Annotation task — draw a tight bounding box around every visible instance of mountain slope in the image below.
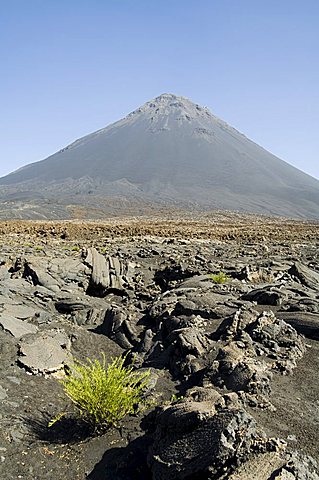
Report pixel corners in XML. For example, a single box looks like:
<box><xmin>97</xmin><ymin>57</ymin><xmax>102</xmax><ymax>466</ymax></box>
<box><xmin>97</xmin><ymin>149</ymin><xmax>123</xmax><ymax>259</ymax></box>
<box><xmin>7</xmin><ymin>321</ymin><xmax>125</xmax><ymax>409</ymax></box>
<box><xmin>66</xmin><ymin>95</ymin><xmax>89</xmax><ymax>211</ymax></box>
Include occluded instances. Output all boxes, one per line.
<box><xmin>1</xmin><ymin>93</ymin><xmax>319</xmax><ymax>219</ymax></box>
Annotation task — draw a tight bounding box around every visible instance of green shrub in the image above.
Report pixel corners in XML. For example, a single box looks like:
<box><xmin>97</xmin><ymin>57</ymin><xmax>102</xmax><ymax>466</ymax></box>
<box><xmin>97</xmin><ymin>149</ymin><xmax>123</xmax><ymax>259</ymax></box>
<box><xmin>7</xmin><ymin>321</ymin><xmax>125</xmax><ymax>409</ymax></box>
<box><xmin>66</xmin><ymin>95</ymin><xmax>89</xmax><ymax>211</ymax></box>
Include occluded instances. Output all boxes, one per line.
<box><xmin>210</xmin><ymin>271</ymin><xmax>228</xmax><ymax>284</ymax></box>
<box><xmin>52</xmin><ymin>354</ymin><xmax>150</xmax><ymax>432</ymax></box>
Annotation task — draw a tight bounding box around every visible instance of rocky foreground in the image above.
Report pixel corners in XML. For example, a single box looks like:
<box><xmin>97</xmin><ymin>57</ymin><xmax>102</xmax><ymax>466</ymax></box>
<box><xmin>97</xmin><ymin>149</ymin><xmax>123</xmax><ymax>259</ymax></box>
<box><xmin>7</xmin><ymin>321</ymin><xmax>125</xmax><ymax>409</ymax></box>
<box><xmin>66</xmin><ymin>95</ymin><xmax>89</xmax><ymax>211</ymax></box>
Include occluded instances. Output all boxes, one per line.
<box><xmin>0</xmin><ymin>215</ymin><xmax>318</xmax><ymax>479</ymax></box>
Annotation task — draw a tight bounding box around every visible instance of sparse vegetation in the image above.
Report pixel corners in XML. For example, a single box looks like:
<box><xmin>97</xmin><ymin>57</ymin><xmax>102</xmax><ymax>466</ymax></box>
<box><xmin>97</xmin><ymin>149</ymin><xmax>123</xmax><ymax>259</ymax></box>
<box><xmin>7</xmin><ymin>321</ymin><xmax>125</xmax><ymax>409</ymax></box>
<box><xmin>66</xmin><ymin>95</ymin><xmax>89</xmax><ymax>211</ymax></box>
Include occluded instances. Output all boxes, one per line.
<box><xmin>170</xmin><ymin>393</ymin><xmax>184</xmax><ymax>404</ymax></box>
<box><xmin>51</xmin><ymin>354</ymin><xmax>150</xmax><ymax>432</ymax></box>
<box><xmin>210</xmin><ymin>271</ymin><xmax>228</xmax><ymax>284</ymax></box>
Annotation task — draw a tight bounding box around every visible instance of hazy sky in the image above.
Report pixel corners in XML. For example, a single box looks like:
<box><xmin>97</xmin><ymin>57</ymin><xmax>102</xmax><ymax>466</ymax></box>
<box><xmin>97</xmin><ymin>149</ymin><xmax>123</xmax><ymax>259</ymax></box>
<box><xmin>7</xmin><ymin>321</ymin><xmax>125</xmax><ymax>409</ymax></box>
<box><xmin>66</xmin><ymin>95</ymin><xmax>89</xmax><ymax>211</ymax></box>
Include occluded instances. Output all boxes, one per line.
<box><xmin>1</xmin><ymin>0</ymin><xmax>318</xmax><ymax>179</ymax></box>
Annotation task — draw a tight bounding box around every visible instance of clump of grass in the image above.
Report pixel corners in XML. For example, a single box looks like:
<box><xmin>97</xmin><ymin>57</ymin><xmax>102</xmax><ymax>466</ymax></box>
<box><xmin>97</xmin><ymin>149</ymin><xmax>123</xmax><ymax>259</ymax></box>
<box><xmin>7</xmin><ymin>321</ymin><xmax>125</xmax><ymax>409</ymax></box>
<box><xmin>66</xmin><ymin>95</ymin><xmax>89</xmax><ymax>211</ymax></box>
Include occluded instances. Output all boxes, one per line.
<box><xmin>50</xmin><ymin>354</ymin><xmax>150</xmax><ymax>433</ymax></box>
<box><xmin>210</xmin><ymin>271</ymin><xmax>228</xmax><ymax>284</ymax></box>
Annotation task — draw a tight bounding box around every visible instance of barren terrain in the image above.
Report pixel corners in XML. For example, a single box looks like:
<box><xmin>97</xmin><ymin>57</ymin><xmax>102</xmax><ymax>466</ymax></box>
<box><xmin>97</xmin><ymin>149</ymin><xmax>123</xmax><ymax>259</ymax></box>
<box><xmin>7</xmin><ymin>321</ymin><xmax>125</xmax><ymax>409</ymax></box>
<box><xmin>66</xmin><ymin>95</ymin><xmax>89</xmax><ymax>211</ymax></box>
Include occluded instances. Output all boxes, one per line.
<box><xmin>0</xmin><ymin>214</ymin><xmax>318</xmax><ymax>479</ymax></box>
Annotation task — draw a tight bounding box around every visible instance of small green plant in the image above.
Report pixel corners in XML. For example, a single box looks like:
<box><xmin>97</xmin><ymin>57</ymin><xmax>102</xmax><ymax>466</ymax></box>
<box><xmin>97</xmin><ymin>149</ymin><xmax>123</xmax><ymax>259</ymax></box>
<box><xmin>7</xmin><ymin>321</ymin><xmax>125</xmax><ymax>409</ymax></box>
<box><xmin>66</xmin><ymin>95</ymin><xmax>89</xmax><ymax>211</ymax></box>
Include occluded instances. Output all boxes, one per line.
<box><xmin>162</xmin><ymin>393</ymin><xmax>185</xmax><ymax>407</ymax></box>
<box><xmin>51</xmin><ymin>354</ymin><xmax>150</xmax><ymax>432</ymax></box>
<box><xmin>210</xmin><ymin>271</ymin><xmax>228</xmax><ymax>284</ymax></box>
<box><xmin>71</xmin><ymin>245</ymin><xmax>80</xmax><ymax>252</ymax></box>
<box><xmin>170</xmin><ymin>393</ymin><xmax>184</xmax><ymax>404</ymax></box>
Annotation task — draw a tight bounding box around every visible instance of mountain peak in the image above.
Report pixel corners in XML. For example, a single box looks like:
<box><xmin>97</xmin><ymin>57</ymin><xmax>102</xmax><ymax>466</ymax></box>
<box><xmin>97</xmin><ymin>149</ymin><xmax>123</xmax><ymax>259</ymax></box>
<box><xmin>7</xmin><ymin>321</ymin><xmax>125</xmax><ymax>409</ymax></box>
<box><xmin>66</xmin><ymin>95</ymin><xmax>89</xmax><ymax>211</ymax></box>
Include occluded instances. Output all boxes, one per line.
<box><xmin>148</xmin><ymin>92</ymin><xmax>207</xmax><ymax>111</ymax></box>
<box><xmin>1</xmin><ymin>93</ymin><xmax>319</xmax><ymax>219</ymax></box>
<box><xmin>128</xmin><ymin>92</ymin><xmax>213</xmax><ymax>124</ymax></box>
<box><xmin>154</xmin><ymin>93</ymin><xmax>180</xmax><ymax>102</ymax></box>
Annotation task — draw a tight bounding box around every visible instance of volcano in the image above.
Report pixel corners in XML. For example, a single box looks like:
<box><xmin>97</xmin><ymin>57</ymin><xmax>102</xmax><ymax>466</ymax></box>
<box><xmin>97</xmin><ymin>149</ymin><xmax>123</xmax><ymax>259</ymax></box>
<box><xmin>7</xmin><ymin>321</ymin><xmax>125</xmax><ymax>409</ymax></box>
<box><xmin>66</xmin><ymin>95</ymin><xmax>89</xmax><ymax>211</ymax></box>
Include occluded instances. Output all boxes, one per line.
<box><xmin>1</xmin><ymin>93</ymin><xmax>319</xmax><ymax>219</ymax></box>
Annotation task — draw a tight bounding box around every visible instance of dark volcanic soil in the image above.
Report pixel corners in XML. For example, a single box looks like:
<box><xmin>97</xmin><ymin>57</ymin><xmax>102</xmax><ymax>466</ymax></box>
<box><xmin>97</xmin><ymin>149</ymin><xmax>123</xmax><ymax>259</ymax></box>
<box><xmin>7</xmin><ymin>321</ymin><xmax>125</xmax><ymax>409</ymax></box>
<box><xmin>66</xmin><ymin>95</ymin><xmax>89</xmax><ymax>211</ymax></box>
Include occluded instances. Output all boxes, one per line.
<box><xmin>0</xmin><ymin>215</ymin><xmax>318</xmax><ymax>479</ymax></box>
<box><xmin>249</xmin><ymin>338</ymin><xmax>319</xmax><ymax>459</ymax></box>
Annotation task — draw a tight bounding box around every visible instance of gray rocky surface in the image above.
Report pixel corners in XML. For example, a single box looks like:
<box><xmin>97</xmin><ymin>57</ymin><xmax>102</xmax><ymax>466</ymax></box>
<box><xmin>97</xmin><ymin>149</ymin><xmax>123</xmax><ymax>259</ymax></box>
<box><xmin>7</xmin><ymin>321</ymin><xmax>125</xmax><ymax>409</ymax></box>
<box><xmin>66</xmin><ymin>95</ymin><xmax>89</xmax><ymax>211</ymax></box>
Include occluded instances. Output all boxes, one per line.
<box><xmin>18</xmin><ymin>330</ymin><xmax>71</xmax><ymax>374</ymax></box>
<box><xmin>0</xmin><ymin>315</ymin><xmax>38</xmax><ymax>338</ymax></box>
<box><xmin>0</xmin><ymin>221</ymin><xmax>318</xmax><ymax>479</ymax></box>
<box><xmin>148</xmin><ymin>401</ymin><xmax>267</xmax><ymax>480</ymax></box>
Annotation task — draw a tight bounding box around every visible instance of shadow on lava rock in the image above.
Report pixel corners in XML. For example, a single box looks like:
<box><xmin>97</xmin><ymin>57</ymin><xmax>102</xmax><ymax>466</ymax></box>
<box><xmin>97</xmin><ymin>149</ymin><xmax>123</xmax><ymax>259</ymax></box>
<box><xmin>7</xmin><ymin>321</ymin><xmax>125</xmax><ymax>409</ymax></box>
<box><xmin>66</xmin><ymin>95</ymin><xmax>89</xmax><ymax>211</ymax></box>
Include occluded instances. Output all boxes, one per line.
<box><xmin>87</xmin><ymin>433</ymin><xmax>153</xmax><ymax>480</ymax></box>
<box><xmin>26</xmin><ymin>412</ymin><xmax>94</xmax><ymax>444</ymax></box>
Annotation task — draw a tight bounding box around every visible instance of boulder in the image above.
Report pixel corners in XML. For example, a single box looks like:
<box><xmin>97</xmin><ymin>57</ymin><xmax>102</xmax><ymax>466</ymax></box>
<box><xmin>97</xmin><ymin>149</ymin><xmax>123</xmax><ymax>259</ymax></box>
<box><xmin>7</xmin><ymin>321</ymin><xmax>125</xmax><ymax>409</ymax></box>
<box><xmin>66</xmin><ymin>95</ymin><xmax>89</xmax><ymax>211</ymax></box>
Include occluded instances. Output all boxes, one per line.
<box><xmin>85</xmin><ymin>247</ymin><xmax>129</xmax><ymax>296</ymax></box>
<box><xmin>95</xmin><ymin>305</ymin><xmax>138</xmax><ymax>349</ymax></box>
<box><xmin>204</xmin><ymin>308</ymin><xmax>305</xmax><ymax>401</ymax></box>
<box><xmin>241</xmin><ymin>287</ymin><xmax>283</xmax><ymax>306</ymax></box>
<box><xmin>0</xmin><ymin>315</ymin><xmax>38</xmax><ymax>338</ymax></box>
<box><xmin>148</xmin><ymin>400</ymin><xmax>272</xmax><ymax>480</ymax></box>
<box><xmin>204</xmin><ymin>341</ymin><xmax>271</xmax><ymax>396</ymax></box>
<box><xmin>18</xmin><ymin>329</ymin><xmax>71</xmax><ymax>374</ymax></box>
<box><xmin>23</xmin><ymin>259</ymin><xmax>61</xmax><ymax>292</ymax></box>
<box><xmin>288</xmin><ymin>262</ymin><xmax>319</xmax><ymax>291</ymax></box>
<box><xmin>2</xmin><ymin>303</ymin><xmax>41</xmax><ymax>320</ymax></box>
<box><xmin>220</xmin><ymin>308</ymin><xmax>305</xmax><ymax>372</ymax></box>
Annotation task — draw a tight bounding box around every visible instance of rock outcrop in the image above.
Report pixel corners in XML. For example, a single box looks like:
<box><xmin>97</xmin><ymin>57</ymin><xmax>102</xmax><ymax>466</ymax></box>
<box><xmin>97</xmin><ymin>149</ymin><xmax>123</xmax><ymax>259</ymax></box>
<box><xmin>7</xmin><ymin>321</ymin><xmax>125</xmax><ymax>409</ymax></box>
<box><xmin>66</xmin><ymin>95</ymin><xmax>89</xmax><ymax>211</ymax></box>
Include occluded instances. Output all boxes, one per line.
<box><xmin>0</xmin><ymin>220</ymin><xmax>318</xmax><ymax>479</ymax></box>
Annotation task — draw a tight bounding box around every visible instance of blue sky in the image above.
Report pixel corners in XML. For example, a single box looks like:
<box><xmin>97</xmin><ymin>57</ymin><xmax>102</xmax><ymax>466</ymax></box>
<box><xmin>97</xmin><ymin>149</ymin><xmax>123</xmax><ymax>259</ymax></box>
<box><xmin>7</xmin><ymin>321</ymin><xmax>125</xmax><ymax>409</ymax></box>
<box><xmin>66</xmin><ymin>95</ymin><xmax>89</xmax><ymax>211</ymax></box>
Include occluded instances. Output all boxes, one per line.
<box><xmin>1</xmin><ymin>0</ymin><xmax>318</xmax><ymax>179</ymax></box>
